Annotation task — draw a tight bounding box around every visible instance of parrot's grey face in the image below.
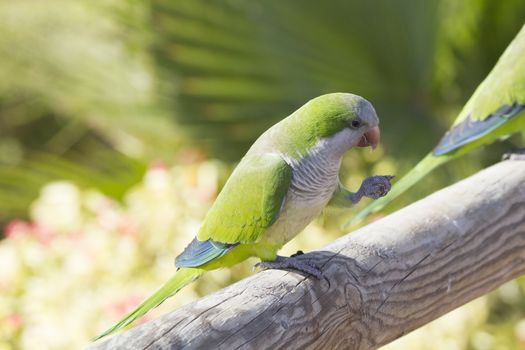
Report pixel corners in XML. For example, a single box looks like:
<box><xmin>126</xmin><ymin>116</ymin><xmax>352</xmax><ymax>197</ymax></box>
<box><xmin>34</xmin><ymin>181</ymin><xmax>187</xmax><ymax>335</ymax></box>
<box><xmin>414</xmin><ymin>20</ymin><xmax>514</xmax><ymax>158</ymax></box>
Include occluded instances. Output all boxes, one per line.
<box><xmin>338</xmin><ymin>97</ymin><xmax>380</xmax><ymax>151</ymax></box>
<box><xmin>318</xmin><ymin>99</ymin><xmax>380</xmax><ymax>159</ymax></box>
<box><xmin>285</xmin><ymin>93</ymin><xmax>381</xmax><ymax>157</ymax></box>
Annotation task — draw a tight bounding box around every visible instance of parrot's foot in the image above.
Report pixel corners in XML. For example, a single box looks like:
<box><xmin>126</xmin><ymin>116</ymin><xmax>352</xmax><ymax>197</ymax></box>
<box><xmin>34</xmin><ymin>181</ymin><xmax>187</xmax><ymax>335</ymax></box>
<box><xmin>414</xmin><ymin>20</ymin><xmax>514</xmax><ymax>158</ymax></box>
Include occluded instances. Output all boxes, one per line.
<box><xmin>255</xmin><ymin>255</ymin><xmax>324</xmax><ymax>279</ymax></box>
<box><xmin>502</xmin><ymin>148</ymin><xmax>525</xmax><ymax>161</ymax></box>
<box><xmin>359</xmin><ymin>175</ymin><xmax>395</xmax><ymax>200</ymax></box>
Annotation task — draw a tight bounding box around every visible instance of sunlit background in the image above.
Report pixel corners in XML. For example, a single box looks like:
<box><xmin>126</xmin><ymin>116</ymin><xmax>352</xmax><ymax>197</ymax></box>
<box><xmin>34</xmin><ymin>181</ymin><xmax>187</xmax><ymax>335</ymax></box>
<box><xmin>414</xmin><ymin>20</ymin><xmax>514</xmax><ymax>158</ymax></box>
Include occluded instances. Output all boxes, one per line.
<box><xmin>1</xmin><ymin>1</ymin><xmax>524</xmax><ymax>349</ymax></box>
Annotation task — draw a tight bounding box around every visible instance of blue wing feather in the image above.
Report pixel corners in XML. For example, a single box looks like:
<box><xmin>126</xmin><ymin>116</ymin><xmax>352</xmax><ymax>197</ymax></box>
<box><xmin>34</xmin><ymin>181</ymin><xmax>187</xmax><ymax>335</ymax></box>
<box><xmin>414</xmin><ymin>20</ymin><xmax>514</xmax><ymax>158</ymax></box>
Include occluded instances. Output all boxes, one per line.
<box><xmin>433</xmin><ymin>103</ymin><xmax>525</xmax><ymax>156</ymax></box>
<box><xmin>175</xmin><ymin>238</ymin><xmax>238</xmax><ymax>268</ymax></box>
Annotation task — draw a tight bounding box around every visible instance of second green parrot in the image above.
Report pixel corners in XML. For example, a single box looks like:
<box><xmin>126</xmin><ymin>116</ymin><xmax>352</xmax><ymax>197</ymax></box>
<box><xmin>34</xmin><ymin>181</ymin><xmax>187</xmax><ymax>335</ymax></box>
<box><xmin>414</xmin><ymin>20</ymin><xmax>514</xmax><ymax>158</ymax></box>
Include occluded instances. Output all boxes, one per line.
<box><xmin>350</xmin><ymin>23</ymin><xmax>525</xmax><ymax>225</ymax></box>
<box><xmin>96</xmin><ymin>93</ymin><xmax>393</xmax><ymax>339</ymax></box>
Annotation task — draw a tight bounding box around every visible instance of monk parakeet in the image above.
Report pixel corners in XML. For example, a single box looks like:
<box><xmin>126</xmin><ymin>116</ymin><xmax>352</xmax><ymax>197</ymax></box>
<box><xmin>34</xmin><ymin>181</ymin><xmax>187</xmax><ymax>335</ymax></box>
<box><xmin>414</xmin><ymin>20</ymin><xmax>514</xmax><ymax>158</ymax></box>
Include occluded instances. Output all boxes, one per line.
<box><xmin>97</xmin><ymin>93</ymin><xmax>393</xmax><ymax>339</ymax></box>
<box><xmin>349</xmin><ymin>24</ymin><xmax>525</xmax><ymax>225</ymax></box>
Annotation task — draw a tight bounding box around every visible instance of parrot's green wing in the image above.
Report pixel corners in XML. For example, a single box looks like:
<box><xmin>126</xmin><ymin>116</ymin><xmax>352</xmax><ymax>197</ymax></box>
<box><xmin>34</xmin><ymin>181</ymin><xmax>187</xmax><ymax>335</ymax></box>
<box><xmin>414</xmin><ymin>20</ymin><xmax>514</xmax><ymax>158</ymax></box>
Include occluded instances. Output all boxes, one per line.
<box><xmin>433</xmin><ymin>23</ymin><xmax>525</xmax><ymax>155</ymax></box>
<box><xmin>348</xmin><ymin>24</ymin><xmax>525</xmax><ymax>226</ymax></box>
<box><xmin>197</xmin><ymin>153</ymin><xmax>292</xmax><ymax>244</ymax></box>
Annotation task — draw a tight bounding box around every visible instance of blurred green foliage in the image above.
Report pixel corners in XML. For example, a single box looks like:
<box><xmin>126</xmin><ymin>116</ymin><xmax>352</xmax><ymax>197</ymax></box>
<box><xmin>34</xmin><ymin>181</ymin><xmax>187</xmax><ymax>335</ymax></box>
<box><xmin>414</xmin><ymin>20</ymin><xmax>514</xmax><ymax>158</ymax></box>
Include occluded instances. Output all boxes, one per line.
<box><xmin>1</xmin><ymin>0</ymin><xmax>524</xmax><ymax>223</ymax></box>
<box><xmin>0</xmin><ymin>0</ymin><xmax>524</xmax><ymax>348</ymax></box>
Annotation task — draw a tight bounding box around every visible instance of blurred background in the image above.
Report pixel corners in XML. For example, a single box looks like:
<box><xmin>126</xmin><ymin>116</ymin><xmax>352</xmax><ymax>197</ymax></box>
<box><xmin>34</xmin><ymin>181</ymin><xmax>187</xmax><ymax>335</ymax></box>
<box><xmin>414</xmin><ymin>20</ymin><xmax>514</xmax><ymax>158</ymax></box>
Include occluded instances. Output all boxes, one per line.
<box><xmin>0</xmin><ymin>0</ymin><xmax>524</xmax><ymax>349</ymax></box>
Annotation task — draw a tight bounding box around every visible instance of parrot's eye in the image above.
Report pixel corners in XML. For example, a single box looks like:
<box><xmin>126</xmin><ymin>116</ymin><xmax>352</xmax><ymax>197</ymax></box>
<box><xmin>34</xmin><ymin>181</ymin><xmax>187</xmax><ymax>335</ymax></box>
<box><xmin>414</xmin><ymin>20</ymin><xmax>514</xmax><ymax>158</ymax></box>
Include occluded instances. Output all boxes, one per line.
<box><xmin>350</xmin><ymin>119</ymin><xmax>362</xmax><ymax>129</ymax></box>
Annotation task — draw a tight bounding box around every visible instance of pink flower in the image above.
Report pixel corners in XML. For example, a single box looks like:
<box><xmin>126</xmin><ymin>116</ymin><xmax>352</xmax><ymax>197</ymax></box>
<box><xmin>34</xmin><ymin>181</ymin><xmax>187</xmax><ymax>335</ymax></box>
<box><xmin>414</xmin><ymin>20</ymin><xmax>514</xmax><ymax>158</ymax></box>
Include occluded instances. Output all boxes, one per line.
<box><xmin>149</xmin><ymin>160</ymin><xmax>168</xmax><ymax>171</ymax></box>
<box><xmin>30</xmin><ymin>222</ymin><xmax>54</xmax><ymax>245</ymax></box>
<box><xmin>4</xmin><ymin>220</ymin><xmax>56</xmax><ymax>244</ymax></box>
<box><xmin>106</xmin><ymin>294</ymin><xmax>153</xmax><ymax>324</ymax></box>
<box><xmin>6</xmin><ymin>313</ymin><xmax>24</xmax><ymax>328</ymax></box>
<box><xmin>4</xmin><ymin>220</ymin><xmax>31</xmax><ymax>239</ymax></box>
<box><xmin>117</xmin><ymin>218</ymin><xmax>138</xmax><ymax>237</ymax></box>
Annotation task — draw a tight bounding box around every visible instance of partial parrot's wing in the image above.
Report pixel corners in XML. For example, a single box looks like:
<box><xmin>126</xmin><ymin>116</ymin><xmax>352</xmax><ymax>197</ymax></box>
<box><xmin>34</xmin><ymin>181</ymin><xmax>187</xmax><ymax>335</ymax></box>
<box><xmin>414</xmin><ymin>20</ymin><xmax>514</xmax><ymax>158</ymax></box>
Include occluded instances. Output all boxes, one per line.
<box><xmin>348</xmin><ymin>24</ymin><xmax>525</xmax><ymax>226</ymax></box>
<box><xmin>197</xmin><ymin>153</ymin><xmax>292</xmax><ymax>244</ymax></box>
<box><xmin>433</xmin><ymin>104</ymin><xmax>525</xmax><ymax>155</ymax></box>
<box><xmin>175</xmin><ymin>238</ymin><xmax>237</xmax><ymax>268</ymax></box>
<box><xmin>434</xmin><ymin>24</ymin><xmax>525</xmax><ymax>155</ymax></box>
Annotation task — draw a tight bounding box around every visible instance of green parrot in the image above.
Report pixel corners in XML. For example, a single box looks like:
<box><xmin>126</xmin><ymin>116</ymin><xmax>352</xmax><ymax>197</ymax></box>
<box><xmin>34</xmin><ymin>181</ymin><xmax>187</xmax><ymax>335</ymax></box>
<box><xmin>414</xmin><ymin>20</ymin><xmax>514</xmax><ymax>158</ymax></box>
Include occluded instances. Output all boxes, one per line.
<box><xmin>349</xmin><ymin>24</ymin><xmax>525</xmax><ymax>225</ymax></box>
<box><xmin>96</xmin><ymin>93</ymin><xmax>394</xmax><ymax>339</ymax></box>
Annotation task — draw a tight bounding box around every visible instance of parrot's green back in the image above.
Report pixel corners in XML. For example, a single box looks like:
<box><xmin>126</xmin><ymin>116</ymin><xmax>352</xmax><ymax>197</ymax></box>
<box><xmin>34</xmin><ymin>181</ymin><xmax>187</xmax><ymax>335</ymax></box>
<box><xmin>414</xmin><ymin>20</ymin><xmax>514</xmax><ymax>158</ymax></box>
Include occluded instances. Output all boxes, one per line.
<box><xmin>350</xmin><ymin>24</ymin><xmax>525</xmax><ymax>225</ymax></box>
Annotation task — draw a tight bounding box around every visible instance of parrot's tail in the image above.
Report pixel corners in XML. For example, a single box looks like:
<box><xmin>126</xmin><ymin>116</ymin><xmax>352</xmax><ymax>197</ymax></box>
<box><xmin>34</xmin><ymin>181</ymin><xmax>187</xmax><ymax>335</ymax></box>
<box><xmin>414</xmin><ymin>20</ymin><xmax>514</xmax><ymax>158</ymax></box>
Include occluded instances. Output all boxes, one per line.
<box><xmin>95</xmin><ymin>267</ymin><xmax>204</xmax><ymax>340</ymax></box>
<box><xmin>345</xmin><ymin>153</ymin><xmax>454</xmax><ymax>227</ymax></box>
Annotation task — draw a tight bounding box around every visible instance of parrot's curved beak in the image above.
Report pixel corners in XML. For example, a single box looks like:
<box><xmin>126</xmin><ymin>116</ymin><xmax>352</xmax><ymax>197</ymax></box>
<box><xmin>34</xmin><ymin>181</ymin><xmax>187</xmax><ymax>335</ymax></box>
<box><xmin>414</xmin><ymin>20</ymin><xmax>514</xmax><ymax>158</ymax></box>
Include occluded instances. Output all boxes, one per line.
<box><xmin>357</xmin><ymin>126</ymin><xmax>380</xmax><ymax>149</ymax></box>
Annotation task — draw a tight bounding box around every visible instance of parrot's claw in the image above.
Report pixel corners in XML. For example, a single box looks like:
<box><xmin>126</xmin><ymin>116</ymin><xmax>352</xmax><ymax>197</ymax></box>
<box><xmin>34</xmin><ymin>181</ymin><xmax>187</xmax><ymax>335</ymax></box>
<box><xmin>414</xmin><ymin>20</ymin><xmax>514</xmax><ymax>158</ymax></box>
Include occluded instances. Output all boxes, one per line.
<box><xmin>502</xmin><ymin>148</ymin><xmax>525</xmax><ymax>161</ymax></box>
<box><xmin>290</xmin><ymin>250</ymin><xmax>304</xmax><ymax>257</ymax></box>
<box><xmin>255</xmin><ymin>255</ymin><xmax>324</xmax><ymax>279</ymax></box>
<box><xmin>360</xmin><ymin>175</ymin><xmax>394</xmax><ymax>200</ymax></box>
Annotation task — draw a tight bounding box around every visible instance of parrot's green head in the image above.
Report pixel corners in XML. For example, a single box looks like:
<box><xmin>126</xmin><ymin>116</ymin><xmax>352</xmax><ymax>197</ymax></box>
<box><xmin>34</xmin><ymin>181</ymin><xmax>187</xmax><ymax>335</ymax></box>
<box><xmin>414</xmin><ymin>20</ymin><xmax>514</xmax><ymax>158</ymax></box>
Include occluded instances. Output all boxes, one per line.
<box><xmin>286</xmin><ymin>93</ymin><xmax>381</xmax><ymax>155</ymax></box>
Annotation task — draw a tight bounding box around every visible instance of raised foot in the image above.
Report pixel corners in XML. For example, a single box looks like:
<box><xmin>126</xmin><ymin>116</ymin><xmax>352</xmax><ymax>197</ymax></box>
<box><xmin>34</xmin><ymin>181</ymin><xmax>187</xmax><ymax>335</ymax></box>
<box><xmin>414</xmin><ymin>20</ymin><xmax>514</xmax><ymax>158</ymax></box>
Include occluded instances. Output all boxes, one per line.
<box><xmin>502</xmin><ymin>148</ymin><xmax>525</xmax><ymax>161</ymax></box>
<box><xmin>254</xmin><ymin>255</ymin><xmax>324</xmax><ymax>279</ymax></box>
<box><xmin>360</xmin><ymin>175</ymin><xmax>395</xmax><ymax>199</ymax></box>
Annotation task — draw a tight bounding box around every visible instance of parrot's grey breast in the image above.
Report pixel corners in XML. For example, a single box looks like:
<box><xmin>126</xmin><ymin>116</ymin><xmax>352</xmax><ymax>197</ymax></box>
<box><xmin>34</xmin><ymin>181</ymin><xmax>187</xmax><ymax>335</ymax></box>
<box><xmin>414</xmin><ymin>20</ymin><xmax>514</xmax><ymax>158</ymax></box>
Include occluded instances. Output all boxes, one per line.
<box><xmin>283</xmin><ymin>128</ymin><xmax>353</xmax><ymax>203</ymax></box>
<box><xmin>262</xmin><ymin>129</ymin><xmax>354</xmax><ymax>246</ymax></box>
<box><xmin>285</xmin><ymin>151</ymin><xmax>340</xmax><ymax>202</ymax></box>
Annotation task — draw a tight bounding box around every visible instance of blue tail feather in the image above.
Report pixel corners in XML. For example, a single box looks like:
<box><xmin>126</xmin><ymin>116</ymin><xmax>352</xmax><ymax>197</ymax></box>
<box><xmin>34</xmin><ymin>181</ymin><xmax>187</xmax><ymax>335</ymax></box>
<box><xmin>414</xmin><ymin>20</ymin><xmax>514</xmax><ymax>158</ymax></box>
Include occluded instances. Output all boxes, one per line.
<box><xmin>175</xmin><ymin>238</ymin><xmax>237</xmax><ymax>268</ymax></box>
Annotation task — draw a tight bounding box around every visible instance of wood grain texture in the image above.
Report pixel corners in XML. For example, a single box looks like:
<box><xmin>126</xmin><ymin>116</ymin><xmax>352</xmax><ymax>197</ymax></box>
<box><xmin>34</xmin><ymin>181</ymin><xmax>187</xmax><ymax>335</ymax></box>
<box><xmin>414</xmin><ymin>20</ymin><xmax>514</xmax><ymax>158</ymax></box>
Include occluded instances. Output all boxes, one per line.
<box><xmin>91</xmin><ymin>160</ymin><xmax>525</xmax><ymax>350</ymax></box>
